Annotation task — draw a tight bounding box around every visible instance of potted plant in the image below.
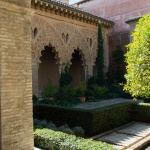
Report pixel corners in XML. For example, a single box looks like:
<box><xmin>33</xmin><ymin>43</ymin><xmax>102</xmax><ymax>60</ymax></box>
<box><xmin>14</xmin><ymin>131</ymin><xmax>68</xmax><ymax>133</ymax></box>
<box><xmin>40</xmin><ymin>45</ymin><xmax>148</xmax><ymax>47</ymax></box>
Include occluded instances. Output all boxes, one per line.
<box><xmin>76</xmin><ymin>82</ymin><xmax>86</xmax><ymax>102</ymax></box>
<box><xmin>85</xmin><ymin>89</ymin><xmax>94</xmax><ymax>99</ymax></box>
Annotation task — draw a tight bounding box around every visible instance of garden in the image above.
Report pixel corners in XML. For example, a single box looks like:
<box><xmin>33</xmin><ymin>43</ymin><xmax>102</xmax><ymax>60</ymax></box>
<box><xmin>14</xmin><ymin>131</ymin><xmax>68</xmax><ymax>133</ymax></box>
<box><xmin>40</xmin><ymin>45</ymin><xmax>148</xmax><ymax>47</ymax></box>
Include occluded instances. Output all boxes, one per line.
<box><xmin>33</xmin><ymin>14</ymin><xmax>150</xmax><ymax>150</ymax></box>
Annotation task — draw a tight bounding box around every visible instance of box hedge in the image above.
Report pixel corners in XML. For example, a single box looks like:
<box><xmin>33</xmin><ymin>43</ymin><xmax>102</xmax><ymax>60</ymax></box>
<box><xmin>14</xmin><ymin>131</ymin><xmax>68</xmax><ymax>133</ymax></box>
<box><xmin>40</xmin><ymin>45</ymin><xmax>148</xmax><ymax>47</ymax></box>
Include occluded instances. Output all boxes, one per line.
<box><xmin>131</xmin><ymin>103</ymin><xmax>150</xmax><ymax>122</ymax></box>
<box><xmin>34</xmin><ymin>103</ymin><xmax>132</xmax><ymax>136</ymax></box>
<box><xmin>34</xmin><ymin>128</ymin><xmax>115</xmax><ymax>150</ymax></box>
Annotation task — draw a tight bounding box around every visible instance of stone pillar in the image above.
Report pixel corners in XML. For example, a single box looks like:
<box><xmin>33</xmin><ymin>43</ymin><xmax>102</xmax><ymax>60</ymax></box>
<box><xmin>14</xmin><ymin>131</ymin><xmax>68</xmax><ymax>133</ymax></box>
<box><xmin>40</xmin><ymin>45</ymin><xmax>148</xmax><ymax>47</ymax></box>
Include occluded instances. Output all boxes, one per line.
<box><xmin>32</xmin><ymin>62</ymin><xmax>40</xmax><ymax>96</ymax></box>
<box><xmin>0</xmin><ymin>1</ymin><xmax>34</xmax><ymax>150</ymax></box>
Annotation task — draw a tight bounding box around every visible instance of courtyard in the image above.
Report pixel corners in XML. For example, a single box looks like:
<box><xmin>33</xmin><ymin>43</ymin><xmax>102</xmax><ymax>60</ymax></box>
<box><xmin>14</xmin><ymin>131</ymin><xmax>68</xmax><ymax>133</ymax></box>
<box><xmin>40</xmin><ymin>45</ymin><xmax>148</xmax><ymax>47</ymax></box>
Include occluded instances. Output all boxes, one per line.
<box><xmin>0</xmin><ymin>0</ymin><xmax>150</xmax><ymax>149</ymax></box>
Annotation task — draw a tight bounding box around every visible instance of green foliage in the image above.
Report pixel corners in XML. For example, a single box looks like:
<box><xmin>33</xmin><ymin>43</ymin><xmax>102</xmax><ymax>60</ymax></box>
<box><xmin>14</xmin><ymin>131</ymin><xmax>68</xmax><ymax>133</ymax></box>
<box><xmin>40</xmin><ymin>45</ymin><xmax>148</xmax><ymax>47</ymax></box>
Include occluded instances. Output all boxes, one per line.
<box><xmin>59</xmin><ymin>62</ymin><xmax>73</xmax><ymax>87</ymax></box>
<box><xmin>76</xmin><ymin>82</ymin><xmax>87</xmax><ymax>97</ymax></box>
<box><xmin>113</xmin><ymin>47</ymin><xmax>124</xmax><ymax>63</ymax></box>
<box><xmin>33</xmin><ymin>95</ymin><xmax>38</xmax><ymax>104</ymax></box>
<box><xmin>46</xmin><ymin>121</ymin><xmax>57</xmax><ymax>130</ymax></box>
<box><xmin>93</xmin><ymin>86</ymin><xmax>109</xmax><ymax>96</ymax></box>
<box><xmin>124</xmin><ymin>14</ymin><xmax>150</xmax><ymax>99</ymax></box>
<box><xmin>33</xmin><ymin>119</ymin><xmax>85</xmax><ymax>137</ymax></box>
<box><xmin>96</xmin><ymin>21</ymin><xmax>105</xmax><ymax>86</ymax></box>
<box><xmin>85</xmin><ymin>89</ymin><xmax>94</xmax><ymax>97</ymax></box>
<box><xmin>87</xmin><ymin>76</ymin><xmax>97</xmax><ymax>87</ymax></box>
<box><xmin>41</xmin><ymin>79</ymin><xmax>56</xmax><ymax>99</ymax></box>
<box><xmin>73</xmin><ymin>126</ymin><xmax>85</xmax><ymax>137</ymax></box>
<box><xmin>38</xmin><ymin>120</ymin><xmax>48</xmax><ymax>128</ymax></box>
<box><xmin>33</xmin><ymin>103</ymin><xmax>132</xmax><ymax>136</ymax></box>
<box><xmin>34</xmin><ymin>128</ymin><xmax>115</xmax><ymax>150</ymax></box>
<box><xmin>131</xmin><ymin>103</ymin><xmax>150</xmax><ymax>123</ymax></box>
<box><xmin>144</xmin><ymin>98</ymin><xmax>150</xmax><ymax>103</ymax></box>
<box><xmin>55</xmin><ymin>83</ymin><xmax>76</xmax><ymax>101</ymax></box>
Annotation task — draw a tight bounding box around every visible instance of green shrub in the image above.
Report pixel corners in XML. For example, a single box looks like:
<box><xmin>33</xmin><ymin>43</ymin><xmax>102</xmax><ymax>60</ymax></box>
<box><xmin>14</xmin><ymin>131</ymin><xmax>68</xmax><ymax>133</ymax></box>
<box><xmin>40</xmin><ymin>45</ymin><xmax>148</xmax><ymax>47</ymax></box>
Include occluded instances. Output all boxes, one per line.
<box><xmin>33</xmin><ymin>95</ymin><xmax>38</xmax><ymax>104</ymax></box>
<box><xmin>38</xmin><ymin>120</ymin><xmax>48</xmax><ymax>128</ymax></box>
<box><xmin>33</xmin><ymin>103</ymin><xmax>132</xmax><ymax>136</ymax></box>
<box><xmin>58</xmin><ymin>124</ymin><xmax>69</xmax><ymax>131</ymax></box>
<box><xmin>73</xmin><ymin>126</ymin><xmax>85</xmax><ymax>137</ymax></box>
<box><xmin>63</xmin><ymin>128</ymin><xmax>74</xmax><ymax>135</ymax></box>
<box><xmin>93</xmin><ymin>86</ymin><xmax>109</xmax><ymax>96</ymax></box>
<box><xmin>59</xmin><ymin>62</ymin><xmax>72</xmax><ymax>87</ymax></box>
<box><xmin>46</xmin><ymin>121</ymin><xmax>57</xmax><ymax>130</ymax></box>
<box><xmin>34</xmin><ymin>128</ymin><xmax>115</xmax><ymax>150</ymax></box>
<box><xmin>41</xmin><ymin>79</ymin><xmax>56</xmax><ymax>99</ymax></box>
<box><xmin>55</xmin><ymin>83</ymin><xmax>76</xmax><ymax>101</ymax></box>
<box><xmin>124</xmin><ymin>14</ymin><xmax>150</xmax><ymax>99</ymax></box>
<box><xmin>85</xmin><ymin>89</ymin><xmax>94</xmax><ymax>97</ymax></box>
<box><xmin>33</xmin><ymin>119</ymin><xmax>40</xmax><ymax>126</ymax></box>
<box><xmin>76</xmin><ymin>82</ymin><xmax>87</xmax><ymax>97</ymax></box>
<box><xmin>131</xmin><ymin>103</ymin><xmax>150</xmax><ymax>123</ymax></box>
<box><xmin>87</xmin><ymin>76</ymin><xmax>97</xmax><ymax>87</ymax></box>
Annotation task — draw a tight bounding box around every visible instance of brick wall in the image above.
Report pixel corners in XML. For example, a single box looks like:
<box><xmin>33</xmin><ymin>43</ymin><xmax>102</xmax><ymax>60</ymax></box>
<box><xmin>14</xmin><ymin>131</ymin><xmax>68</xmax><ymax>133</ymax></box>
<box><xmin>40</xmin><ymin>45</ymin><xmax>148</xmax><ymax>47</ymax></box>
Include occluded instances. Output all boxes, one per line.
<box><xmin>0</xmin><ymin>1</ymin><xmax>34</xmax><ymax>149</ymax></box>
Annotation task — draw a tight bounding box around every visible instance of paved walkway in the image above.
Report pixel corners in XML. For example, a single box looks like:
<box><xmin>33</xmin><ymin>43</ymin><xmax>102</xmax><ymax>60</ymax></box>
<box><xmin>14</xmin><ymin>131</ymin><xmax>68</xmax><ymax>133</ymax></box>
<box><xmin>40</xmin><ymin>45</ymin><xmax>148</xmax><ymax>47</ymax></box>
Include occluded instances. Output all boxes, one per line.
<box><xmin>74</xmin><ymin>98</ymin><xmax>143</xmax><ymax>110</ymax></box>
<box><xmin>91</xmin><ymin>122</ymin><xmax>150</xmax><ymax>150</ymax></box>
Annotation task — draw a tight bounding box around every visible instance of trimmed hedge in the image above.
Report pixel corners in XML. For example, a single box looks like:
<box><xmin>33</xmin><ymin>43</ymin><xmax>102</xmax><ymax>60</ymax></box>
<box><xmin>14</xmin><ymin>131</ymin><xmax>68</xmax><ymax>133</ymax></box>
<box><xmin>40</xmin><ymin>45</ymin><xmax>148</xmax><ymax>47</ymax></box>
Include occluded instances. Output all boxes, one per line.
<box><xmin>90</xmin><ymin>103</ymin><xmax>132</xmax><ymax>135</ymax></box>
<box><xmin>34</xmin><ymin>128</ymin><xmax>115</xmax><ymax>150</ymax></box>
<box><xmin>131</xmin><ymin>103</ymin><xmax>150</xmax><ymax>123</ymax></box>
<box><xmin>34</xmin><ymin>103</ymin><xmax>132</xmax><ymax>136</ymax></box>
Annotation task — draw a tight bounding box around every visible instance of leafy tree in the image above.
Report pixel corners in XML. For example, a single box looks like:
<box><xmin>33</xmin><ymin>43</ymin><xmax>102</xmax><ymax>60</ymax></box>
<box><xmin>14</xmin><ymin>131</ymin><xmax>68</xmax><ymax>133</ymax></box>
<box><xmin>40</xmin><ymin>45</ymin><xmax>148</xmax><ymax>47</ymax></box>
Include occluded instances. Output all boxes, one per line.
<box><xmin>124</xmin><ymin>14</ymin><xmax>150</xmax><ymax>99</ymax></box>
<box><xmin>96</xmin><ymin>21</ymin><xmax>104</xmax><ymax>85</ymax></box>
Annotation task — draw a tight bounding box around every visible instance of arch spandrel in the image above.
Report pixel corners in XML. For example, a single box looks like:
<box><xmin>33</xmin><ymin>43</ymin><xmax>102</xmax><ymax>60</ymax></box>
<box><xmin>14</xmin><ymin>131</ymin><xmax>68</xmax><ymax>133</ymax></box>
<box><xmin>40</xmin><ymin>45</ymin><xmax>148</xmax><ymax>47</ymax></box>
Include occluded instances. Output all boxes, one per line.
<box><xmin>51</xmin><ymin>22</ymin><xmax>91</xmax><ymax>65</ymax></box>
<box><xmin>31</xmin><ymin>15</ymin><xmax>67</xmax><ymax>64</ymax></box>
<box><xmin>80</xmin><ymin>28</ymin><xmax>98</xmax><ymax>66</ymax></box>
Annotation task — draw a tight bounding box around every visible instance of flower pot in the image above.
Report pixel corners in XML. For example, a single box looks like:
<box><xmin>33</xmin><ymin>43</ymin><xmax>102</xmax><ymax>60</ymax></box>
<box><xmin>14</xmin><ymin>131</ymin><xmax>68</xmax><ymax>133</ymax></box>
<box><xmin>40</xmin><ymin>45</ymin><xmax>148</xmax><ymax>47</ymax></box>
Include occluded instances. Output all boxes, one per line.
<box><xmin>80</xmin><ymin>97</ymin><xmax>86</xmax><ymax>103</ymax></box>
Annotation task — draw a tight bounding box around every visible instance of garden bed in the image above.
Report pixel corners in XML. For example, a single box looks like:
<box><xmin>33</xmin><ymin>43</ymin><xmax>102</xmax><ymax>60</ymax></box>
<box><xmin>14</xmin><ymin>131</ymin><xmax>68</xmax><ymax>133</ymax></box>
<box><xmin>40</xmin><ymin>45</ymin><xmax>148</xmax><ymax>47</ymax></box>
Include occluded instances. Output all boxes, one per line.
<box><xmin>34</xmin><ymin>102</ymin><xmax>132</xmax><ymax>136</ymax></box>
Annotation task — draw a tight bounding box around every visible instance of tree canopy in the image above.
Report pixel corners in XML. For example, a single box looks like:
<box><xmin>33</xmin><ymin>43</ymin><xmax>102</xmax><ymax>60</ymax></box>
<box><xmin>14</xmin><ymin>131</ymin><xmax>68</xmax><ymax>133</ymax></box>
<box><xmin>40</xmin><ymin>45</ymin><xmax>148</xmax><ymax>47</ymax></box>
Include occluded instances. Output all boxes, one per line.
<box><xmin>124</xmin><ymin>14</ymin><xmax>150</xmax><ymax>99</ymax></box>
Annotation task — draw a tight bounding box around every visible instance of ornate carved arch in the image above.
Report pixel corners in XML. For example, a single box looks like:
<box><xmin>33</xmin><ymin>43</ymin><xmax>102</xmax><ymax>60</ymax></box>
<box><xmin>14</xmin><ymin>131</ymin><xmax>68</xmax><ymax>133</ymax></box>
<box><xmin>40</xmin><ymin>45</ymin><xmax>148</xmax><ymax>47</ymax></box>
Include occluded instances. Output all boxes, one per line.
<box><xmin>52</xmin><ymin>22</ymin><xmax>92</xmax><ymax>65</ymax></box>
<box><xmin>31</xmin><ymin>15</ymin><xmax>67</xmax><ymax>64</ymax></box>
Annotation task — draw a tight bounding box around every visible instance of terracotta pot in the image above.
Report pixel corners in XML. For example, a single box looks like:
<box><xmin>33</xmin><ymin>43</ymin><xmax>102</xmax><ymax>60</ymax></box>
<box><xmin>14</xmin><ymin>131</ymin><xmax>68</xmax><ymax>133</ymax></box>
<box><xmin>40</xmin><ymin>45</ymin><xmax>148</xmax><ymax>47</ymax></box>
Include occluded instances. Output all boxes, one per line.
<box><xmin>80</xmin><ymin>97</ymin><xmax>86</xmax><ymax>103</ymax></box>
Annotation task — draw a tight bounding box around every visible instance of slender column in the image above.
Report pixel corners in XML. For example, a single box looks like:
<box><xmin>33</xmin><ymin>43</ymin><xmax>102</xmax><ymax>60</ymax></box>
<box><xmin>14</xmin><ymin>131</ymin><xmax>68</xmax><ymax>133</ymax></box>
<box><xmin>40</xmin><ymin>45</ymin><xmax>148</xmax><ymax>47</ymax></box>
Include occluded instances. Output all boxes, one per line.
<box><xmin>0</xmin><ymin>1</ymin><xmax>34</xmax><ymax>149</ymax></box>
<box><xmin>58</xmin><ymin>64</ymin><xmax>63</xmax><ymax>75</ymax></box>
<box><xmin>83</xmin><ymin>65</ymin><xmax>88</xmax><ymax>81</ymax></box>
<box><xmin>87</xmin><ymin>64</ymin><xmax>94</xmax><ymax>77</ymax></box>
<box><xmin>32</xmin><ymin>62</ymin><xmax>40</xmax><ymax>96</ymax></box>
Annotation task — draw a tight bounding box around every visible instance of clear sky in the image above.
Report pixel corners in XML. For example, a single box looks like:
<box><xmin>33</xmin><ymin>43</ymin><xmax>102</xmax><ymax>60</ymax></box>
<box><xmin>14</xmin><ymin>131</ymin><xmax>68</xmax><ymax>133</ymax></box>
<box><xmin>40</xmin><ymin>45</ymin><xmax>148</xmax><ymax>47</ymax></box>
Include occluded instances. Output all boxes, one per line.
<box><xmin>69</xmin><ymin>0</ymin><xmax>81</xmax><ymax>4</ymax></box>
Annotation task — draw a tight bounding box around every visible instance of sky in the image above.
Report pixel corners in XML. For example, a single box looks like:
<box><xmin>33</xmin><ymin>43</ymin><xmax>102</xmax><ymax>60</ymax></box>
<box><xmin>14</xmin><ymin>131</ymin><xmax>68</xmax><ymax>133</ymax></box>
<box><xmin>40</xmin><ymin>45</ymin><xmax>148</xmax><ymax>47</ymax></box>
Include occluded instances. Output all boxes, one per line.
<box><xmin>69</xmin><ymin>0</ymin><xmax>81</xmax><ymax>4</ymax></box>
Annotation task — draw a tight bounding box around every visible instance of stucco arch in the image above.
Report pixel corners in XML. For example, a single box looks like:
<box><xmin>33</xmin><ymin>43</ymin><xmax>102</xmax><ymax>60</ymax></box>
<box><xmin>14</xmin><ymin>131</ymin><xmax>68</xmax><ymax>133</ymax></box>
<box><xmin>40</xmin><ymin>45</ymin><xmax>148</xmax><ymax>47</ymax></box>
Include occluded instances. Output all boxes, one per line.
<box><xmin>31</xmin><ymin>15</ymin><xmax>67</xmax><ymax>64</ymax></box>
<box><xmin>51</xmin><ymin>22</ymin><xmax>90</xmax><ymax>65</ymax></box>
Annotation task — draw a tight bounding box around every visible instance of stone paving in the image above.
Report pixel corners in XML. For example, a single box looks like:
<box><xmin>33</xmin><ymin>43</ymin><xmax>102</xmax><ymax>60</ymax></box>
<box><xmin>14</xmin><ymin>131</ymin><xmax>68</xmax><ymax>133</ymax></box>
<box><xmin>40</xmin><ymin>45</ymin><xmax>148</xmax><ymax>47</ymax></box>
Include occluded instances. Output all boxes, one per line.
<box><xmin>91</xmin><ymin>122</ymin><xmax>150</xmax><ymax>150</ymax></box>
<box><xmin>74</xmin><ymin>98</ymin><xmax>143</xmax><ymax>110</ymax></box>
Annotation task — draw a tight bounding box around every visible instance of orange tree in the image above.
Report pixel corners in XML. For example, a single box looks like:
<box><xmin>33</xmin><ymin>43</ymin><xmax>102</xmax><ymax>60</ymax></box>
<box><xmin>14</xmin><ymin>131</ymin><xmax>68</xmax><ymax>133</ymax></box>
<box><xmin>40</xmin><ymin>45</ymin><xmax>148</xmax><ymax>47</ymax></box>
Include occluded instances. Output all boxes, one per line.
<box><xmin>124</xmin><ymin>14</ymin><xmax>150</xmax><ymax>99</ymax></box>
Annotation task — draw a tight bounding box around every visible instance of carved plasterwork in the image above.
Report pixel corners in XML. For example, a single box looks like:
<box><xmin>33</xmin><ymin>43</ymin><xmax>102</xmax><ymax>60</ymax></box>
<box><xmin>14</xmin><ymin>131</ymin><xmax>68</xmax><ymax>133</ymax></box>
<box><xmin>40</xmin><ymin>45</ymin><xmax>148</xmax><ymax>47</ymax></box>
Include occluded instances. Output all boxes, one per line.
<box><xmin>80</xmin><ymin>28</ymin><xmax>98</xmax><ymax>66</ymax></box>
<box><xmin>31</xmin><ymin>15</ymin><xmax>67</xmax><ymax>64</ymax></box>
<box><xmin>31</xmin><ymin>15</ymin><xmax>99</xmax><ymax>69</ymax></box>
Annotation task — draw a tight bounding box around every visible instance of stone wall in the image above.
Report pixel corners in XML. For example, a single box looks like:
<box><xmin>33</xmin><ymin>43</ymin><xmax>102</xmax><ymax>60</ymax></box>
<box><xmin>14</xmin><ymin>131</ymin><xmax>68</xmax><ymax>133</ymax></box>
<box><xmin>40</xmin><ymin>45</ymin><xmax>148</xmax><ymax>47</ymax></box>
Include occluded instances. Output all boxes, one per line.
<box><xmin>78</xmin><ymin>0</ymin><xmax>150</xmax><ymax>34</ymax></box>
<box><xmin>0</xmin><ymin>0</ymin><xmax>34</xmax><ymax>149</ymax></box>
